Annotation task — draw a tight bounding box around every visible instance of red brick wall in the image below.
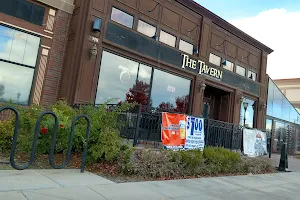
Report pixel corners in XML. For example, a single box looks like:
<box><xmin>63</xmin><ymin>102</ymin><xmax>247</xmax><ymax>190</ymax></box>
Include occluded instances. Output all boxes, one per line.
<box><xmin>40</xmin><ymin>10</ymin><xmax>72</xmax><ymax>106</ymax></box>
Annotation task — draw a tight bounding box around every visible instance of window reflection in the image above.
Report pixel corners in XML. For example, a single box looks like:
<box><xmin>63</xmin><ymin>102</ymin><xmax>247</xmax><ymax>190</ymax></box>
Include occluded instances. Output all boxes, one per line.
<box><xmin>209</xmin><ymin>53</ymin><xmax>221</xmax><ymax>66</ymax></box>
<box><xmin>282</xmin><ymin>98</ymin><xmax>291</xmax><ymax>121</ymax></box>
<box><xmin>240</xmin><ymin>98</ymin><xmax>255</xmax><ymax>128</ymax></box>
<box><xmin>137</xmin><ymin>20</ymin><xmax>156</xmax><ymax>38</ymax></box>
<box><xmin>0</xmin><ymin>61</ymin><xmax>34</xmax><ymax>105</ymax></box>
<box><xmin>273</xmin><ymin>85</ymin><xmax>283</xmax><ymax>119</ymax></box>
<box><xmin>179</xmin><ymin>40</ymin><xmax>193</xmax><ymax>55</ymax></box>
<box><xmin>267</xmin><ymin>80</ymin><xmax>274</xmax><ymax>116</ymax></box>
<box><xmin>96</xmin><ymin>51</ymin><xmax>191</xmax><ymax>113</ymax></box>
<box><xmin>96</xmin><ymin>51</ymin><xmax>139</xmax><ymax>104</ymax></box>
<box><xmin>223</xmin><ymin>60</ymin><xmax>234</xmax><ymax>71</ymax></box>
<box><xmin>236</xmin><ymin>65</ymin><xmax>246</xmax><ymax>76</ymax></box>
<box><xmin>111</xmin><ymin>7</ymin><xmax>134</xmax><ymax>28</ymax></box>
<box><xmin>126</xmin><ymin>64</ymin><xmax>152</xmax><ymax>106</ymax></box>
<box><xmin>248</xmin><ymin>70</ymin><xmax>257</xmax><ymax>81</ymax></box>
<box><xmin>0</xmin><ymin>25</ymin><xmax>40</xmax><ymax>105</ymax></box>
<box><xmin>159</xmin><ymin>30</ymin><xmax>176</xmax><ymax>47</ymax></box>
<box><xmin>151</xmin><ymin>69</ymin><xmax>191</xmax><ymax>113</ymax></box>
<box><xmin>0</xmin><ymin>25</ymin><xmax>40</xmax><ymax>67</ymax></box>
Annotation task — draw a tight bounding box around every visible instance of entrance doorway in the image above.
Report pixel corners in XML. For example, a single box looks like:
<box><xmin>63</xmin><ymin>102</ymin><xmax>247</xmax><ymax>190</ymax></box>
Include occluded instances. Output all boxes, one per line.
<box><xmin>202</xmin><ymin>85</ymin><xmax>231</xmax><ymax>122</ymax></box>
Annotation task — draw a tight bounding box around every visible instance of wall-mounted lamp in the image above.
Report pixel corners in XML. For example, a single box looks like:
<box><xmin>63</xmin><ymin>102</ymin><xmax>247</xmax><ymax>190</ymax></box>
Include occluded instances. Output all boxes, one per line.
<box><xmin>259</xmin><ymin>101</ymin><xmax>267</xmax><ymax>110</ymax></box>
<box><xmin>151</xmin><ymin>31</ymin><xmax>158</xmax><ymax>41</ymax></box>
<box><xmin>193</xmin><ymin>46</ymin><xmax>199</xmax><ymax>55</ymax></box>
<box><xmin>89</xmin><ymin>44</ymin><xmax>98</xmax><ymax>60</ymax></box>
<box><xmin>148</xmin><ymin>2</ymin><xmax>160</xmax><ymax>13</ymax></box>
<box><xmin>93</xmin><ymin>18</ymin><xmax>102</xmax><ymax>32</ymax></box>
<box><xmin>239</xmin><ymin>95</ymin><xmax>244</xmax><ymax>104</ymax></box>
<box><xmin>222</xmin><ymin>59</ymin><xmax>227</xmax><ymax>66</ymax></box>
<box><xmin>242</xmin><ymin>52</ymin><xmax>251</xmax><ymax>61</ymax></box>
<box><xmin>199</xmin><ymin>82</ymin><xmax>206</xmax><ymax>91</ymax></box>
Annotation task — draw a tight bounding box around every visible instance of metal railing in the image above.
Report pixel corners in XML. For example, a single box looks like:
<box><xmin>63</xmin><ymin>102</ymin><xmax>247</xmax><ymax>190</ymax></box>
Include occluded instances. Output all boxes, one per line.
<box><xmin>0</xmin><ymin>106</ymin><xmax>91</xmax><ymax>172</ymax></box>
<box><xmin>117</xmin><ymin>104</ymin><xmax>243</xmax><ymax>150</ymax></box>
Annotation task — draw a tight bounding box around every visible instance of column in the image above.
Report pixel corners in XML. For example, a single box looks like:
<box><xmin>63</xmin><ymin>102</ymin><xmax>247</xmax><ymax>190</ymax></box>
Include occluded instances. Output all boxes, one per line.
<box><xmin>232</xmin><ymin>90</ymin><xmax>243</xmax><ymax>125</ymax></box>
<box><xmin>191</xmin><ymin>76</ymin><xmax>206</xmax><ymax>117</ymax></box>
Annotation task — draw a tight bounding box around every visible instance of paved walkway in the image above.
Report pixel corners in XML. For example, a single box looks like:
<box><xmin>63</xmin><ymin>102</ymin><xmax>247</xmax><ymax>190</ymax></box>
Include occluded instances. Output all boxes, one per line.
<box><xmin>1</xmin><ymin>169</ymin><xmax>300</xmax><ymax>200</ymax></box>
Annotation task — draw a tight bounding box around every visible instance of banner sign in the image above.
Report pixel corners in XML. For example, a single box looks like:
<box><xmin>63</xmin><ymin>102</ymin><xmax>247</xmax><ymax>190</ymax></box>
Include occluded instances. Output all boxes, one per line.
<box><xmin>161</xmin><ymin>113</ymin><xmax>205</xmax><ymax>150</ymax></box>
<box><xmin>161</xmin><ymin>112</ymin><xmax>186</xmax><ymax>150</ymax></box>
<box><xmin>185</xmin><ymin>116</ymin><xmax>205</xmax><ymax>150</ymax></box>
<box><xmin>243</xmin><ymin>128</ymin><xmax>267</xmax><ymax>157</ymax></box>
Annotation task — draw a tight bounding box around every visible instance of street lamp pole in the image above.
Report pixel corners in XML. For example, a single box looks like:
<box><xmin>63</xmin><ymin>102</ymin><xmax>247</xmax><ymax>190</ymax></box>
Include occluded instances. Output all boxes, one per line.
<box><xmin>243</xmin><ymin>101</ymin><xmax>249</xmax><ymax>127</ymax></box>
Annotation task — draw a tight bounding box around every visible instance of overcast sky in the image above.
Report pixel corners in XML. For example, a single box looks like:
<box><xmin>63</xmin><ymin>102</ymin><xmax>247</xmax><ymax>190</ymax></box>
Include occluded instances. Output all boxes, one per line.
<box><xmin>194</xmin><ymin>0</ymin><xmax>300</xmax><ymax>80</ymax></box>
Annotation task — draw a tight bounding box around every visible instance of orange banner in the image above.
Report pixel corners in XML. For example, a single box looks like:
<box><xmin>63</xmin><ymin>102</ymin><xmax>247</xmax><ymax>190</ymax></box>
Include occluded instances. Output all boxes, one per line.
<box><xmin>161</xmin><ymin>112</ymin><xmax>186</xmax><ymax>148</ymax></box>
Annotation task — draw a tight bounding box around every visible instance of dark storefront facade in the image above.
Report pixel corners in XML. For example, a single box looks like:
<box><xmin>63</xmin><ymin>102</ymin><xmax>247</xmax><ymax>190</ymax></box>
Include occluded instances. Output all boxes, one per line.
<box><xmin>0</xmin><ymin>0</ymin><xmax>273</xmax><ymax>130</ymax></box>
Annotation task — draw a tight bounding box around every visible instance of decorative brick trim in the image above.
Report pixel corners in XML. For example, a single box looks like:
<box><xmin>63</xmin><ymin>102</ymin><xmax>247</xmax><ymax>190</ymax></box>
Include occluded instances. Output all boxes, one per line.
<box><xmin>40</xmin><ymin>10</ymin><xmax>72</xmax><ymax>106</ymax></box>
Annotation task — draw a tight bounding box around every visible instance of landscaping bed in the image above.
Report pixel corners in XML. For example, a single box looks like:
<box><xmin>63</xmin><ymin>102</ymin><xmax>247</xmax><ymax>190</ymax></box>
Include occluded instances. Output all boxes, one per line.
<box><xmin>0</xmin><ymin>100</ymin><xmax>276</xmax><ymax>182</ymax></box>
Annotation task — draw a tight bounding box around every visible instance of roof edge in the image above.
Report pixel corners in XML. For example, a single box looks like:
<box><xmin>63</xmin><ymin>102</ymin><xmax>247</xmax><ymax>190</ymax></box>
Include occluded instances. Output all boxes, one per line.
<box><xmin>175</xmin><ymin>0</ymin><xmax>273</xmax><ymax>54</ymax></box>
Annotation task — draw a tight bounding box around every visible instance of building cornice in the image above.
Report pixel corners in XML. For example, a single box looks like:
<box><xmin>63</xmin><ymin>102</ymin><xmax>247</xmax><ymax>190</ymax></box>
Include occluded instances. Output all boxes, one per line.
<box><xmin>175</xmin><ymin>0</ymin><xmax>273</xmax><ymax>54</ymax></box>
<box><xmin>37</xmin><ymin>0</ymin><xmax>74</xmax><ymax>14</ymax></box>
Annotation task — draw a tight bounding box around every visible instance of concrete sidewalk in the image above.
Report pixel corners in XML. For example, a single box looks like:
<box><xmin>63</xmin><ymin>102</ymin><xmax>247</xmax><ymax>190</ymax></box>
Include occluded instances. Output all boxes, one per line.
<box><xmin>1</xmin><ymin>169</ymin><xmax>300</xmax><ymax>200</ymax></box>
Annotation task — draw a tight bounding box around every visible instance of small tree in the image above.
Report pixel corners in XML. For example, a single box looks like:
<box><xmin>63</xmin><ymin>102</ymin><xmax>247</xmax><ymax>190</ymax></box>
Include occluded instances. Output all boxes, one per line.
<box><xmin>125</xmin><ymin>80</ymin><xmax>150</xmax><ymax>105</ymax></box>
<box><xmin>0</xmin><ymin>84</ymin><xmax>5</xmax><ymax>99</ymax></box>
<box><xmin>17</xmin><ymin>92</ymin><xmax>21</xmax><ymax>102</ymax></box>
<box><xmin>174</xmin><ymin>95</ymin><xmax>189</xmax><ymax>113</ymax></box>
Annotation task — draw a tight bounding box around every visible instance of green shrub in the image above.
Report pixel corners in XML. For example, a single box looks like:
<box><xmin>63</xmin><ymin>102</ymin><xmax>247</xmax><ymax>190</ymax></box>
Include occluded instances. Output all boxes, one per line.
<box><xmin>127</xmin><ymin>149</ymin><xmax>184</xmax><ymax>178</ymax></box>
<box><xmin>118</xmin><ymin>147</ymin><xmax>274</xmax><ymax>178</ymax></box>
<box><xmin>0</xmin><ymin>119</ymin><xmax>14</xmax><ymax>152</ymax></box>
<box><xmin>203</xmin><ymin>146</ymin><xmax>241</xmax><ymax>174</ymax></box>
<box><xmin>0</xmin><ymin>99</ymin><xmax>135</xmax><ymax>164</ymax></box>
<box><xmin>77</xmin><ymin>101</ymin><xmax>135</xmax><ymax>163</ymax></box>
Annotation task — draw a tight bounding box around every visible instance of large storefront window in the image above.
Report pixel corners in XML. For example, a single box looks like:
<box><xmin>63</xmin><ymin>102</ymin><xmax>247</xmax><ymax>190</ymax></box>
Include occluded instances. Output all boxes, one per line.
<box><xmin>0</xmin><ymin>25</ymin><xmax>40</xmax><ymax>105</ymax></box>
<box><xmin>96</xmin><ymin>51</ymin><xmax>192</xmax><ymax>113</ymax></box>
<box><xmin>151</xmin><ymin>69</ymin><xmax>191</xmax><ymax>113</ymax></box>
<box><xmin>95</xmin><ymin>51</ymin><xmax>139</xmax><ymax>104</ymax></box>
<box><xmin>240</xmin><ymin>98</ymin><xmax>256</xmax><ymax>128</ymax></box>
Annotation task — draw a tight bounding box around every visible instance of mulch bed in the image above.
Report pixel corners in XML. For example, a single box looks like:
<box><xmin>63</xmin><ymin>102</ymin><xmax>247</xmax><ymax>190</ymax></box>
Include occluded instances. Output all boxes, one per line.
<box><xmin>0</xmin><ymin>152</ymin><xmax>277</xmax><ymax>183</ymax></box>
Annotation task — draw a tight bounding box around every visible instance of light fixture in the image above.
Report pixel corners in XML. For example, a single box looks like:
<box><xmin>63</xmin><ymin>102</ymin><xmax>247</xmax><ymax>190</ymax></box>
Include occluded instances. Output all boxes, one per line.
<box><xmin>243</xmin><ymin>100</ymin><xmax>249</xmax><ymax>127</ymax></box>
<box><xmin>243</xmin><ymin>101</ymin><xmax>249</xmax><ymax>110</ymax></box>
<box><xmin>93</xmin><ymin>18</ymin><xmax>102</xmax><ymax>32</ymax></box>
<box><xmin>239</xmin><ymin>95</ymin><xmax>244</xmax><ymax>104</ymax></box>
<box><xmin>148</xmin><ymin>2</ymin><xmax>160</xmax><ymax>13</ymax></box>
<box><xmin>199</xmin><ymin>82</ymin><xmax>206</xmax><ymax>91</ymax></box>
<box><xmin>222</xmin><ymin>59</ymin><xmax>227</xmax><ymax>66</ymax></box>
<box><xmin>193</xmin><ymin>46</ymin><xmax>199</xmax><ymax>55</ymax></box>
<box><xmin>249</xmin><ymin>73</ymin><xmax>253</xmax><ymax>80</ymax></box>
<box><xmin>151</xmin><ymin>31</ymin><xmax>158</xmax><ymax>41</ymax></box>
<box><xmin>89</xmin><ymin>44</ymin><xmax>98</xmax><ymax>60</ymax></box>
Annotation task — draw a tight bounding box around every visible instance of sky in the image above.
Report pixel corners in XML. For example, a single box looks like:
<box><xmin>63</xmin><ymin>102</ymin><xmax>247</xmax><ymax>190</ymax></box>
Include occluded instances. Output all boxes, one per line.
<box><xmin>194</xmin><ymin>0</ymin><xmax>300</xmax><ymax>80</ymax></box>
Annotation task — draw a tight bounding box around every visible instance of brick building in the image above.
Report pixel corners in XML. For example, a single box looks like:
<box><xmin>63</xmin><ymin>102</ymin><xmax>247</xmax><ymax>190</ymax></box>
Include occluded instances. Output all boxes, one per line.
<box><xmin>0</xmin><ymin>0</ymin><xmax>274</xmax><ymax>130</ymax></box>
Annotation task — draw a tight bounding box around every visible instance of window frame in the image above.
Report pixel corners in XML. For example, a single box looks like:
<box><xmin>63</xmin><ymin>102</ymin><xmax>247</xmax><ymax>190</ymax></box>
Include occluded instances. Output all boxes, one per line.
<box><xmin>240</xmin><ymin>96</ymin><xmax>257</xmax><ymax>128</ymax></box>
<box><xmin>110</xmin><ymin>7</ymin><xmax>134</xmax><ymax>29</ymax></box>
<box><xmin>159</xmin><ymin>29</ymin><xmax>177</xmax><ymax>48</ymax></box>
<box><xmin>222</xmin><ymin>59</ymin><xmax>234</xmax><ymax>71</ymax></box>
<box><xmin>0</xmin><ymin>23</ymin><xmax>41</xmax><ymax>105</ymax></box>
<box><xmin>235</xmin><ymin>65</ymin><xmax>247</xmax><ymax>77</ymax></box>
<box><xmin>209</xmin><ymin>53</ymin><xmax>221</xmax><ymax>66</ymax></box>
<box><xmin>137</xmin><ymin>19</ymin><xmax>157</xmax><ymax>38</ymax></box>
<box><xmin>248</xmin><ymin>70</ymin><xmax>257</xmax><ymax>81</ymax></box>
<box><xmin>179</xmin><ymin>39</ymin><xmax>194</xmax><ymax>55</ymax></box>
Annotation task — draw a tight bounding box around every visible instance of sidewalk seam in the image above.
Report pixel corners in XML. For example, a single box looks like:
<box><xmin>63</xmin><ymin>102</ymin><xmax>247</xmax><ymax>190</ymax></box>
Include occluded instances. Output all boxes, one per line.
<box><xmin>35</xmin><ymin>170</ymin><xmax>64</xmax><ymax>187</ymax></box>
<box><xmin>20</xmin><ymin>191</ymin><xmax>29</xmax><ymax>200</ymax></box>
<box><xmin>87</xmin><ymin>186</ymin><xmax>110</xmax><ymax>200</ymax></box>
